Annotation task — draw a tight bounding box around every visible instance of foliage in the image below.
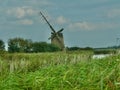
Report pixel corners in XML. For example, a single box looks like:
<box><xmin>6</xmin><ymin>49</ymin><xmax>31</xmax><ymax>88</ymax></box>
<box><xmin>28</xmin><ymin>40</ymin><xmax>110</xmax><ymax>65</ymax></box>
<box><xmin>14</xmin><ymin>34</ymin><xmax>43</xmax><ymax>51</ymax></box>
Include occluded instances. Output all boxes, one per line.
<box><xmin>67</xmin><ymin>46</ymin><xmax>93</xmax><ymax>51</ymax></box>
<box><xmin>8</xmin><ymin>37</ymin><xmax>32</xmax><ymax>53</ymax></box>
<box><xmin>0</xmin><ymin>39</ymin><xmax>5</xmax><ymax>51</ymax></box>
<box><xmin>94</xmin><ymin>49</ymin><xmax>117</xmax><ymax>54</ymax></box>
<box><xmin>67</xmin><ymin>46</ymin><xmax>80</xmax><ymax>51</ymax></box>
<box><xmin>0</xmin><ymin>51</ymin><xmax>92</xmax><ymax>73</ymax></box>
<box><xmin>0</xmin><ymin>52</ymin><xmax>120</xmax><ymax>89</ymax></box>
<box><xmin>32</xmin><ymin>42</ymin><xmax>60</xmax><ymax>52</ymax></box>
<box><xmin>8</xmin><ymin>37</ymin><xmax>60</xmax><ymax>53</ymax></box>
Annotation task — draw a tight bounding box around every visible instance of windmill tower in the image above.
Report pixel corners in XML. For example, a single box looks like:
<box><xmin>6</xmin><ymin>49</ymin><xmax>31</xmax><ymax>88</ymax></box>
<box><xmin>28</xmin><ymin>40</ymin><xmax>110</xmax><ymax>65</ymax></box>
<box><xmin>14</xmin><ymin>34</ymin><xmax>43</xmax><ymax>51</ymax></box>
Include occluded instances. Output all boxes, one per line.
<box><xmin>40</xmin><ymin>12</ymin><xmax>65</xmax><ymax>50</ymax></box>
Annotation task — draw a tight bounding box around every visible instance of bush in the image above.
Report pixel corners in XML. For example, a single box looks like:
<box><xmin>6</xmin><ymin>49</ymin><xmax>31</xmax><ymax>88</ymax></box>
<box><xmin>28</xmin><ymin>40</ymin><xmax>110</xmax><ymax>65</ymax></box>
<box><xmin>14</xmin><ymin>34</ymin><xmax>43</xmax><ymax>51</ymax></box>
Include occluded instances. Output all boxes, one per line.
<box><xmin>94</xmin><ymin>49</ymin><xmax>117</xmax><ymax>54</ymax></box>
<box><xmin>32</xmin><ymin>42</ymin><xmax>60</xmax><ymax>52</ymax></box>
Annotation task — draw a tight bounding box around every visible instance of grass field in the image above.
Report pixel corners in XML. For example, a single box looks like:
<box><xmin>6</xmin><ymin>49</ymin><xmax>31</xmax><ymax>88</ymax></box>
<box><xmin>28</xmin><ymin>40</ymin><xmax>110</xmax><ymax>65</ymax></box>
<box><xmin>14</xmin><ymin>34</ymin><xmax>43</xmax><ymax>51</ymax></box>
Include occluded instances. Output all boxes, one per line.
<box><xmin>0</xmin><ymin>51</ymin><xmax>120</xmax><ymax>90</ymax></box>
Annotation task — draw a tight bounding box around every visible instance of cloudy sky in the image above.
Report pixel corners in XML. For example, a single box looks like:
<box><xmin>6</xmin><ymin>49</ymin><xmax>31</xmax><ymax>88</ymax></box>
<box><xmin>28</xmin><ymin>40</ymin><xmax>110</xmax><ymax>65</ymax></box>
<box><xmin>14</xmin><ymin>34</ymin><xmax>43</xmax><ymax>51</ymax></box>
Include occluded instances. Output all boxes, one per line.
<box><xmin>0</xmin><ymin>0</ymin><xmax>120</xmax><ymax>48</ymax></box>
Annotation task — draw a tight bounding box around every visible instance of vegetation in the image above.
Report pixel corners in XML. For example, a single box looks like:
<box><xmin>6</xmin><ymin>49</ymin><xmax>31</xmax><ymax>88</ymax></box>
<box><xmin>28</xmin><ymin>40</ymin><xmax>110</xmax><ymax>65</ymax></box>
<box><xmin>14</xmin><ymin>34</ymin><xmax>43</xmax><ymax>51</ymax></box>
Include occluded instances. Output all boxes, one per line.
<box><xmin>0</xmin><ymin>51</ymin><xmax>120</xmax><ymax>90</ymax></box>
<box><xmin>8</xmin><ymin>38</ymin><xmax>32</xmax><ymax>53</ymax></box>
<box><xmin>0</xmin><ymin>37</ymin><xmax>120</xmax><ymax>89</ymax></box>
<box><xmin>0</xmin><ymin>39</ymin><xmax>5</xmax><ymax>51</ymax></box>
<box><xmin>0</xmin><ymin>37</ymin><xmax>118</xmax><ymax>54</ymax></box>
<box><xmin>32</xmin><ymin>42</ymin><xmax>60</xmax><ymax>52</ymax></box>
<box><xmin>8</xmin><ymin>37</ymin><xmax>60</xmax><ymax>53</ymax></box>
<box><xmin>94</xmin><ymin>49</ymin><xmax>117</xmax><ymax>54</ymax></box>
<box><xmin>67</xmin><ymin>46</ymin><xmax>93</xmax><ymax>51</ymax></box>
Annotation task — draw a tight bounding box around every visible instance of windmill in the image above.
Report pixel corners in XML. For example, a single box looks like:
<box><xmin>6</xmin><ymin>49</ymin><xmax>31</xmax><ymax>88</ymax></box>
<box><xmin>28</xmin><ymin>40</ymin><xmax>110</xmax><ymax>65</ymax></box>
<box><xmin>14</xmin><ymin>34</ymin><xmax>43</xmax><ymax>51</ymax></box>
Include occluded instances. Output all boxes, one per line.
<box><xmin>40</xmin><ymin>12</ymin><xmax>65</xmax><ymax>50</ymax></box>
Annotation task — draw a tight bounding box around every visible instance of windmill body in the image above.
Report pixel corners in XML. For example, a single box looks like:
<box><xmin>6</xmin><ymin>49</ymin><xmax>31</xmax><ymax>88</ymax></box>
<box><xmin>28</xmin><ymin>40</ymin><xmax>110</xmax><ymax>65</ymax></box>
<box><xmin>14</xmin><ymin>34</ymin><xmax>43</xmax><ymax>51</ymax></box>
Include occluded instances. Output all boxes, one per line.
<box><xmin>40</xmin><ymin>12</ymin><xmax>65</xmax><ymax>50</ymax></box>
<box><xmin>51</xmin><ymin>32</ymin><xmax>64</xmax><ymax>49</ymax></box>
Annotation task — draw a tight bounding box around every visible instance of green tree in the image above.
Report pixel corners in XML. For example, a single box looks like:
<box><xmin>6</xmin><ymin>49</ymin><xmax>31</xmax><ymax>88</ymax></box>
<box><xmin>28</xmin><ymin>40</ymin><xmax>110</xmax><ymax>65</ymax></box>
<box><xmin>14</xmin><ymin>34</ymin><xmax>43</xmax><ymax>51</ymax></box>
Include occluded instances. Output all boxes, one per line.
<box><xmin>48</xmin><ymin>44</ymin><xmax>61</xmax><ymax>52</ymax></box>
<box><xmin>0</xmin><ymin>39</ymin><xmax>5</xmax><ymax>51</ymax></box>
<box><xmin>67</xmin><ymin>47</ymin><xmax>80</xmax><ymax>51</ymax></box>
<box><xmin>32</xmin><ymin>42</ymin><xmax>48</xmax><ymax>52</ymax></box>
<box><xmin>32</xmin><ymin>42</ymin><xmax>60</xmax><ymax>52</ymax></box>
<box><xmin>8</xmin><ymin>38</ymin><xmax>32</xmax><ymax>53</ymax></box>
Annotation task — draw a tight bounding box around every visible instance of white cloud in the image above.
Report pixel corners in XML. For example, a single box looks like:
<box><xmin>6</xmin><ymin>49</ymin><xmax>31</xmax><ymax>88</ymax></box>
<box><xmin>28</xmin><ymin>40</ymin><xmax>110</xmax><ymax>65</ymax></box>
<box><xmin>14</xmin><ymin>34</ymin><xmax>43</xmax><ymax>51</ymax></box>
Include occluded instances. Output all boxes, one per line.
<box><xmin>68</xmin><ymin>22</ymin><xmax>95</xmax><ymax>31</ymax></box>
<box><xmin>16</xmin><ymin>8</ymin><xmax>26</xmax><ymax>18</ymax></box>
<box><xmin>56</xmin><ymin>16</ymin><xmax>68</xmax><ymax>24</ymax></box>
<box><xmin>26</xmin><ymin>8</ymin><xmax>34</xmax><ymax>15</ymax></box>
<box><xmin>68</xmin><ymin>21</ymin><xmax>118</xmax><ymax>31</ymax></box>
<box><xmin>7</xmin><ymin>7</ymin><xmax>25</xmax><ymax>18</ymax></box>
<box><xmin>7</xmin><ymin>7</ymin><xmax>36</xmax><ymax>18</ymax></box>
<box><xmin>19</xmin><ymin>19</ymin><xmax>33</xmax><ymax>25</ymax></box>
<box><xmin>107</xmin><ymin>9</ymin><xmax>120</xmax><ymax>18</ymax></box>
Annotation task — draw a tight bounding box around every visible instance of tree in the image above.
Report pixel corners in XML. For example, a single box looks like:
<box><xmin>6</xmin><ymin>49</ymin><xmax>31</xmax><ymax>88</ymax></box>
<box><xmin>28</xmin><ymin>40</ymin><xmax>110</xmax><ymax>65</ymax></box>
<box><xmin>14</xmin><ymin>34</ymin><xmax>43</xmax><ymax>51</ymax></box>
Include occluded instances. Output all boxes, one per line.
<box><xmin>48</xmin><ymin>44</ymin><xmax>61</xmax><ymax>52</ymax></box>
<box><xmin>32</xmin><ymin>42</ymin><xmax>60</xmax><ymax>52</ymax></box>
<box><xmin>32</xmin><ymin>42</ymin><xmax>45</xmax><ymax>52</ymax></box>
<box><xmin>67</xmin><ymin>47</ymin><xmax>80</xmax><ymax>51</ymax></box>
<box><xmin>8</xmin><ymin>37</ymin><xmax>32</xmax><ymax>53</ymax></box>
<box><xmin>0</xmin><ymin>39</ymin><xmax>5</xmax><ymax>51</ymax></box>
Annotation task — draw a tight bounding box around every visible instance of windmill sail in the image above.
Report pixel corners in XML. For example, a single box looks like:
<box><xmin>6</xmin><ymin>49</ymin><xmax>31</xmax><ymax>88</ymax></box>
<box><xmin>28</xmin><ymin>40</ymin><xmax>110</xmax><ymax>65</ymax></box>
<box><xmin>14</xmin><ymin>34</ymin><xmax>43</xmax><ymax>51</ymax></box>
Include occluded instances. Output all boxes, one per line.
<box><xmin>40</xmin><ymin>12</ymin><xmax>56</xmax><ymax>33</ymax></box>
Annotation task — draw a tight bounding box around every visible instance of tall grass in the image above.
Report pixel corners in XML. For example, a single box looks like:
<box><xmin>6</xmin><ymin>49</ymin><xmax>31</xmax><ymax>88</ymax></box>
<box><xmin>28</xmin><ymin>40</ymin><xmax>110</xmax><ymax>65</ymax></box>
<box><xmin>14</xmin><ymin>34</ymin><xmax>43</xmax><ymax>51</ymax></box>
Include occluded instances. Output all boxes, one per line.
<box><xmin>0</xmin><ymin>51</ymin><xmax>93</xmax><ymax>74</ymax></box>
<box><xmin>0</xmin><ymin>51</ymin><xmax>120</xmax><ymax>90</ymax></box>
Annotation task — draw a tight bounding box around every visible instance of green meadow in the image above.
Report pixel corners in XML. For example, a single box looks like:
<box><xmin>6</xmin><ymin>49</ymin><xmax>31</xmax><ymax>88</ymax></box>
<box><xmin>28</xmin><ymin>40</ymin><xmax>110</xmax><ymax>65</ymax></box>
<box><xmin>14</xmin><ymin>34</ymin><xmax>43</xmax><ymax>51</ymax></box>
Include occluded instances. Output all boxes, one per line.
<box><xmin>0</xmin><ymin>51</ymin><xmax>120</xmax><ymax>90</ymax></box>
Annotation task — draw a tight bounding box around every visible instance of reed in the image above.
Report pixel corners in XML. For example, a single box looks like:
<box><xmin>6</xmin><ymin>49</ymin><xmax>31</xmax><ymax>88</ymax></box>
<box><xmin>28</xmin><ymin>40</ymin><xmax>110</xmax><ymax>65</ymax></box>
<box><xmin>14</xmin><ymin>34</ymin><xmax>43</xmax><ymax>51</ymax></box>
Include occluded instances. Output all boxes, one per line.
<box><xmin>0</xmin><ymin>51</ymin><xmax>120</xmax><ymax>89</ymax></box>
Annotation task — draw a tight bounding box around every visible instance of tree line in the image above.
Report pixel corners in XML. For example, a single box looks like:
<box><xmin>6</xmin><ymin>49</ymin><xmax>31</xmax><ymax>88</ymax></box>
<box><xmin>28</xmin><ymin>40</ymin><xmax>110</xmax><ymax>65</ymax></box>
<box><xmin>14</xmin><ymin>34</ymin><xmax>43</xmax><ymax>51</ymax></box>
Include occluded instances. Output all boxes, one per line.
<box><xmin>0</xmin><ymin>37</ymin><xmax>60</xmax><ymax>53</ymax></box>
<box><xmin>1</xmin><ymin>37</ymin><xmax>118</xmax><ymax>54</ymax></box>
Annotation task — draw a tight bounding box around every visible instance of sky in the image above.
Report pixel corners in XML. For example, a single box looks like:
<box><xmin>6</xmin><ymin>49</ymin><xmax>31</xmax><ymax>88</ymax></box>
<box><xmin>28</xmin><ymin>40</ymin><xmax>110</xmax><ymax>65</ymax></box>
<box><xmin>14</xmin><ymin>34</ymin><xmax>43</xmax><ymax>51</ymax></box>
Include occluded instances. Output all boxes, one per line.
<box><xmin>0</xmin><ymin>0</ymin><xmax>120</xmax><ymax>48</ymax></box>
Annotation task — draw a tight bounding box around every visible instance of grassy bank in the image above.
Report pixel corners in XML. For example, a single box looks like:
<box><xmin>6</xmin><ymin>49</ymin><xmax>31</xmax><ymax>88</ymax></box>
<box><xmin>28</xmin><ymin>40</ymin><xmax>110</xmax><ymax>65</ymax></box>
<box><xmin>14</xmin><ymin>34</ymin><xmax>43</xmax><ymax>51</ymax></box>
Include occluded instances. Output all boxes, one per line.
<box><xmin>0</xmin><ymin>51</ymin><xmax>120</xmax><ymax>90</ymax></box>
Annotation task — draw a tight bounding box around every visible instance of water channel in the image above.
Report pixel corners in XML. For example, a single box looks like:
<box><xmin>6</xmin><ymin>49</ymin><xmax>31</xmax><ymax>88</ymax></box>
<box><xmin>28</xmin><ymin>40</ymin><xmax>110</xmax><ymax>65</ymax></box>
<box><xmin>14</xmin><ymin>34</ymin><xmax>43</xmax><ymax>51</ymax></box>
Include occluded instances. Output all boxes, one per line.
<box><xmin>92</xmin><ymin>54</ymin><xmax>111</xmax><ymax>59</ymax></box>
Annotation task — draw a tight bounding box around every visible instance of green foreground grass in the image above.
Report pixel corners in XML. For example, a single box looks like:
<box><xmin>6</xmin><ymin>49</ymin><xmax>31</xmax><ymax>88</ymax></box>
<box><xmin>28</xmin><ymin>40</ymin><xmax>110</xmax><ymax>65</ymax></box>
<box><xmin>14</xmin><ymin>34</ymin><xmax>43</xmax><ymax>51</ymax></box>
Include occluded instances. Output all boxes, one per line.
<box><xmin>0</xmin><ymin>51</ymin><xmax>120</xmax><ymax>90</ymax></box>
